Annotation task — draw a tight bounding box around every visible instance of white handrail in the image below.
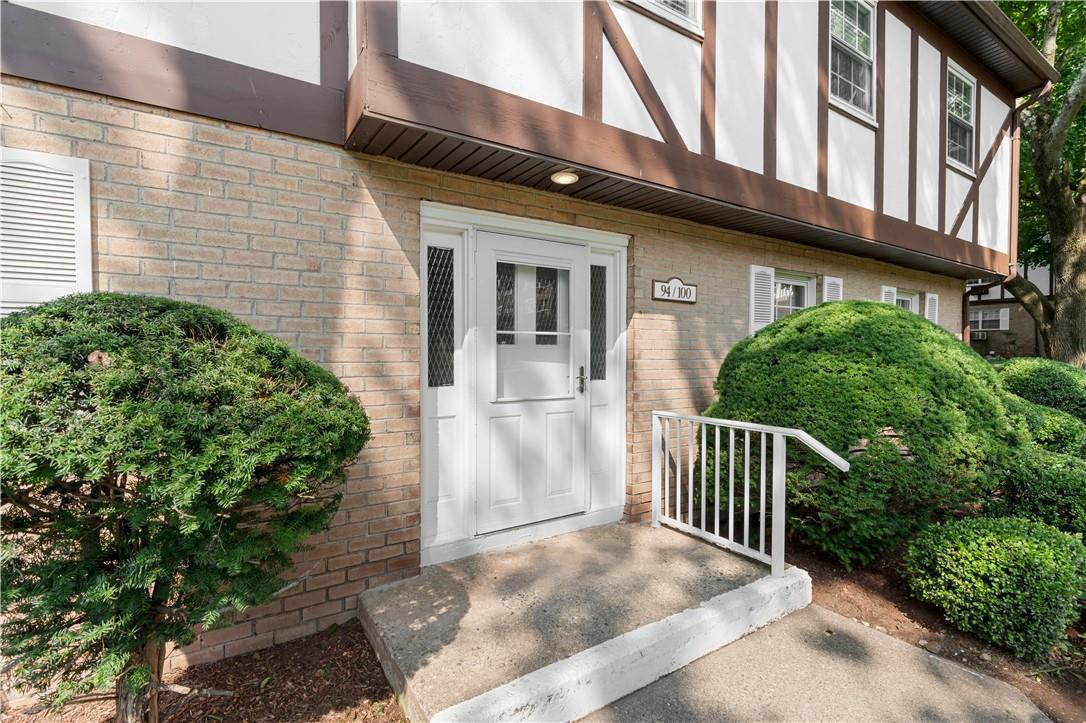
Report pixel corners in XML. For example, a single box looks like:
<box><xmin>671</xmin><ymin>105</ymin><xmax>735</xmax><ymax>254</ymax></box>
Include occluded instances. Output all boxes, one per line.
<box><xmin>650</xmin><ymin>411</ymin><xmax>850</xmax><ymax>472</ymax></box>
<box><xmin>650</xmin><ymin>411</ymin><xmax>850</xmax><ymax>576</ymax></box>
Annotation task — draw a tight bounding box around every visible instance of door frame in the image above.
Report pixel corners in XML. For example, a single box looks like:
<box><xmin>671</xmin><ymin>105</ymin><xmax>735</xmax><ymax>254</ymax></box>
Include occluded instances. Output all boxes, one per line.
<box><xmin>419</xmin><ymin>202</ymin><xmax>628</xmax><ymax>565</ymax></box>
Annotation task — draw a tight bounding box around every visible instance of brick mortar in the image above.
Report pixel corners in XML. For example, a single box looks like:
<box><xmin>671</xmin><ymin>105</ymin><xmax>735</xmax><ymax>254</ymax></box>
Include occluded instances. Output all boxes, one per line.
<box><xmin>1</xmin><ymin>75</ymin><xmax>964</xmax><ymax>672</ymax></box>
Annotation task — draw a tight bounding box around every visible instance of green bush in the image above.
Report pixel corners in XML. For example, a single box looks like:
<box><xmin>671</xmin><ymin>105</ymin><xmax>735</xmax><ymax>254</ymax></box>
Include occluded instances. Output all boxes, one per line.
<box><xmin>1001</xmin><ymin>357</ymin><xmax>1086</xmax><ymax>423</ymax></box>
<box><xmin>904</xmin><ymin>517</ymin><xmax>1086</xmax><ymax>659</ymax></box>
<box><xmin>987</xmin><ymin>446</ymin><xmax>1086</xmax><ymax>538</ymax></box>
<box><xmin>1003</xmin><ymin>393</ymin><xmax>1086</xmax><ymax>458</ymax></box>
<box><xmin>0</xmin><ymin>293</ymin><xmax>369</xmax><ymax>716</ymax></box>
<box><xmin>704</xmin><ymin>301</ymin><xmax>1024</xmax><ymax>567</ymax></box>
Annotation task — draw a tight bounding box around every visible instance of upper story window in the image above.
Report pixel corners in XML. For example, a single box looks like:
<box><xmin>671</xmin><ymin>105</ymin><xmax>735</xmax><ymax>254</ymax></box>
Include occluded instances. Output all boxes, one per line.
<box><xmin>947</xmin><ymin>64</ymin><xmax>976</xmax><ymax>170</ymax></box>
<box><xmin>627</xmin><ymin>0</ymin><xmax>702</xmax><ymax>35</ymax></box>
<box><xmin>830</xmin><ymin>0</ymin><xmax>875</xmax><ymax>116</ymax></box>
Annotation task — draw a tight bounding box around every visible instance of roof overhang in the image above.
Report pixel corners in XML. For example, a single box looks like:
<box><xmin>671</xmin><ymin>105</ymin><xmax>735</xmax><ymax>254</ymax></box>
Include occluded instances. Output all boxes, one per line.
<box><xmin>912</xmin><ymin>0</ymin><xmax>1059</xmax><ymax>95</ymax></box>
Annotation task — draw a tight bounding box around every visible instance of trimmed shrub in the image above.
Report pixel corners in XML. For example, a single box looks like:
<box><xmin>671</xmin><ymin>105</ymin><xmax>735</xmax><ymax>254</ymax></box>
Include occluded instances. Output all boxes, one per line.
<box><xmin>1003</xmin><ymin>393</ymin><xmax>1086</xmax><ymax>458</ymax></box>
<box><xmin>987</xmin><ymin>446</ymin><xmax>1086</xmax><ymax>538</ymax></box>
<box><xmin>1001</xmin><ymin>357</ymin><xmax>1086</xmax><ymax>423</ymax></box>
<box><xmin>704</xmin><ymin>301</ymin><xmax>1024</xmax><ymax>567</ymax></box>
<box><xmin>904</xmin><ymin>517</ymin><xmax>1086</xmax><ymax>659</ymax></box>
<box><xmin>1</xmin><ymin>293</ymin><xmax>370</xmax><ymax>717</ymax></box>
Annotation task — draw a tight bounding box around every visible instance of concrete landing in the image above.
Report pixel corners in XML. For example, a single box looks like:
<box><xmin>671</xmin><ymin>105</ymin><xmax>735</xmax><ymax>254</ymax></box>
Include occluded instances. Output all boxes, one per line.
<box><xmin>358</xmin><ymin>523</ymin><xmax>807</xmax><ymax>721</ymax></box>
<box><xmin>584</xmin><ymin>605</ymin><xmax>1050</xmax><ymax>723</ymax></box>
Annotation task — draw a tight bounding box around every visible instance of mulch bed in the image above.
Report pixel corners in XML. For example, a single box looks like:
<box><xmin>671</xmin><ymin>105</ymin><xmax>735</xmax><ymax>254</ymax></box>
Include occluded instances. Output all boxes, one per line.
<box><xmin>3</xmin><ymin>619</ymin><xmax>404</xmax><ymax>723</ymax></box>
<box><xmin>789</xmin><ymin>543</ymin><xmax>1086</xmax><ymax>723</ymax></box>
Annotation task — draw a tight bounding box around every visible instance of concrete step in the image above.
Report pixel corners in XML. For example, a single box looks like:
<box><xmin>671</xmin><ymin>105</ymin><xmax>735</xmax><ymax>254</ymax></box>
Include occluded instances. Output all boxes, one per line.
<box><xmin>358</xmin><ymin>523</ymin><xmax>811</xmax><ymax>722</ymax></box>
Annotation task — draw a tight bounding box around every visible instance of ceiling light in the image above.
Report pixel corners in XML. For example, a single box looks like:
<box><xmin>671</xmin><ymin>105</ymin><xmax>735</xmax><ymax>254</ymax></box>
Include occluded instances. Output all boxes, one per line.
<box><xmin>550</xmin><ymin>169</ymin><xmax>579</xmax><ymax>185</ymax></box>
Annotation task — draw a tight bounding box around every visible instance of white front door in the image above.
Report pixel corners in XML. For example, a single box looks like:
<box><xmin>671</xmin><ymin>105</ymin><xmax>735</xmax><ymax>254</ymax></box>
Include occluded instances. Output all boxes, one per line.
<box><xmin>474</xmin><ymin>231</ymin><xmax>589</xmax><ymax>535</ymax></box>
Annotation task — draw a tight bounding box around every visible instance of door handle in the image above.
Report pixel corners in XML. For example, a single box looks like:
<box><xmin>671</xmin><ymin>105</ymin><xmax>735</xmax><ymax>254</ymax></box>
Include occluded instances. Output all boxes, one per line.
<box><xmin>577</xmin><ymin>365</ymin><xmax>587</xmax><ymax>394</ymax></box>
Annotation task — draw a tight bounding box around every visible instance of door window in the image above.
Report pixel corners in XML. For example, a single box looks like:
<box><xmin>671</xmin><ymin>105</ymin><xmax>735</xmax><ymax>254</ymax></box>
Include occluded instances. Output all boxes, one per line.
<box><xmin>494</xmin><ymin>262</ymin><xmax>571</xmax><ymax>399</ymax></box>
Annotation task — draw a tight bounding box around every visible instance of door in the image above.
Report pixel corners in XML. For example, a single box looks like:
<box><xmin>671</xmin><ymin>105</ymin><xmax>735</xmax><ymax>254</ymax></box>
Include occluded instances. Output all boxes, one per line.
<box><xmin>474</xmin><ymin>231</ymin><xmax>589</xmax><ymax>534</ymax></box>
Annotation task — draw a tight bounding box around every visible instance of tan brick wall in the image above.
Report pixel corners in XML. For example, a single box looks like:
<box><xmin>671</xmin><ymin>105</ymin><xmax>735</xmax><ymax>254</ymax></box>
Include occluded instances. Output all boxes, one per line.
<box><xmin>1</xmin><ymin>76</ymin><xmax>964</xmax><ymax>666</ymax></box>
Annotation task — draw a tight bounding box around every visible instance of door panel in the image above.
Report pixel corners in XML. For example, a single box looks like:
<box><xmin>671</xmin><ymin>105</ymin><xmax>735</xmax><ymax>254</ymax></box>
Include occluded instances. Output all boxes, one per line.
<box><xmin>475</xmin><ymin>231</ymin><xmax>589</xmax><ymax>535</ymax></box>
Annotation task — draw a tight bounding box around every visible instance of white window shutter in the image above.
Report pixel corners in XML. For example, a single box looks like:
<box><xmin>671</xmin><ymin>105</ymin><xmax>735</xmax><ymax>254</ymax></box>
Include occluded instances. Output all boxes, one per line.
<box><xmin>999</xmin><ymin>307</ymin><xmax>1010</xmax><ymax>330</ymax></box>
<box><xmin>0</xmin><ymin>147</ymin><xmax>92</xmax><ymax>316</ymax></box>
<box><xmin>924</xmin><ymin>292</ymin><xmax>939</xmax><ymax>323</ymax></box>
<box><xmin>750</xmin><ymin>265</ymin><xmax>775</xmax><ymax>334</ymax></box>
<box><xmin>880</xmin><ymin>285</ymin><xmax>897</xmax><ymax>305</ymax></box>
<box><xmin>822</xmin><ymin>275</ymin><xmax>843</xmax><ymax>302</ymax></box>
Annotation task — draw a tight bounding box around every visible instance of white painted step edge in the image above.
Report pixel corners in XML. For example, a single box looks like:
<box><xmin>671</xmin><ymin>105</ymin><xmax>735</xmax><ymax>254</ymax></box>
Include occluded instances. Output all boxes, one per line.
<box><xmin>432</xmin><ymin>566</ymin><xmax>813</xmax><ymax>723</ymax></box>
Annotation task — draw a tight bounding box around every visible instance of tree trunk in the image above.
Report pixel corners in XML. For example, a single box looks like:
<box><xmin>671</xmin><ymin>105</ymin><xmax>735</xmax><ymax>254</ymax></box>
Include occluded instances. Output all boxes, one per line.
<box><xmin>114</xmin><ymin>642</ymin><xmax>165</xmax><ymax>723</ymax></box>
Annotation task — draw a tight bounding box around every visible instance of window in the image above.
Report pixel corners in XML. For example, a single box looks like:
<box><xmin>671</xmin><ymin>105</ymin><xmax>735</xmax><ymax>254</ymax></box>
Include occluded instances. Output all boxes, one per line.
<box><xmin>947</xmin><ymin>65</ymin><xmax>975</xmax><ymax>169</ymax></box>
<box><xmin>830</xmin><ymin>0</ymin><xmax>875</xmax><ymax>116</ymax></box>
<box><xmin>751</xmin><ymin>266</ymin><xmax>816</xmax><ymax>333</ymax></box>
<box><xmin>426</xmin><ymin>246</ymin><xmax>455</xmax><ymax>387</ymax></box>
<box><xmin>895</xmin><ymin>289</ymin><xmax>918</xmax><ymax>313</ymax></box>
<box><xmin>628</xmin><ymin>0</ymin><xmax>702</xmax><ymax>35</ymax></box>
<box><xmin>774</xmin><ymin>274</ymin><xmax>813</xmax><ymax>321</ymax></box>
<box><xmin>590</xmin><ymin>265</ymin><xmax>607</xmax><ymax>381</ymax></box>
<box><xmin>970</xmin><ymin>308</ymin><xmax>1008</xmax><ymax>331</ymax></box>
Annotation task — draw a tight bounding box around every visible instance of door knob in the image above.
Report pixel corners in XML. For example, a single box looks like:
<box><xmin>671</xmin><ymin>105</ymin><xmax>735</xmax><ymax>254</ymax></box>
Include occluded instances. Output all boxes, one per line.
<box><xmin>577</xmin><ymin>365</ymin><xmax>587</xmax><ymax>394</ymax></box>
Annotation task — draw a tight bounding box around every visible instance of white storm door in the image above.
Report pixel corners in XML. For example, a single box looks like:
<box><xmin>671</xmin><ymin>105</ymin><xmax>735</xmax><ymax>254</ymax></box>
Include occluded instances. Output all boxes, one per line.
<box><xmin>475</xmin><ymin>231</ymin><xmax>589</xmax><ymax>535</ymax></box>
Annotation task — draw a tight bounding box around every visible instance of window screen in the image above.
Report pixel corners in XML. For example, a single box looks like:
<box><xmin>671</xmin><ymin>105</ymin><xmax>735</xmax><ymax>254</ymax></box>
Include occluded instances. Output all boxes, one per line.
<box><xmin>830</xmin><ymin>0</ymin><xmax>874</xmax><ymax>115</ymax></box>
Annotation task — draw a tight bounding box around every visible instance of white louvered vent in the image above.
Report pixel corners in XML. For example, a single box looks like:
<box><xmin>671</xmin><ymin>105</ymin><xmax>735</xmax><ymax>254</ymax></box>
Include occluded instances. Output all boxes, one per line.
<box><xmin>0</xmin><ymin>148</ymin><xmax>91</xmax><ymax>315</ymax></box>
<box><xmin>924</xmin><ymin>292</ymin><xmax>940</xmax><ymax>324</ymax></box>
<box><xmin>822</xmin><ymin>276</ymin><xmax>843</xmax><ymax>302</ymax></box>
<box><xmin>880</xmin><ymin>285</ymin><xmax>897</xmax><ymax>305</ymax></box>
<box><xmin>749</xmin><ymin>265</ymin><xmax>775</xmax><ymax>334</ymax></box>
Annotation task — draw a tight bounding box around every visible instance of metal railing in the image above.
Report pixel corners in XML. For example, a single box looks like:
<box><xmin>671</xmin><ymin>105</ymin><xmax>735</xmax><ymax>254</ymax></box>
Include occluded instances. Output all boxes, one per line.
<box><xmin>650</xmin><ymin>411</ymin><xmax>850</xmax><ymax>576</ymax></box>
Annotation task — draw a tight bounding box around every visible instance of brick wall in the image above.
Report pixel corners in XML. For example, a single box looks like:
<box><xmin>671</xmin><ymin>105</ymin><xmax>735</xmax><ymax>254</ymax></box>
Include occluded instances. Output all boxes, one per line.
<box><xmin>970</xmin><ymin>302</ymin><xmax>1042</xmax><ymax>357</ymax></box>
<box><xmin>1</xmin><ymin>75</ymin><xmax>964</xmax><ymax>667</ymax></box>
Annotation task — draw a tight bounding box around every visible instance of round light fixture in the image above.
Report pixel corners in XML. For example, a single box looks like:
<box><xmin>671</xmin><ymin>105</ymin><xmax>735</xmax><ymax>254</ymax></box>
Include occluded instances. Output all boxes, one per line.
<box><xmin>550</xmin><ymin>168</ymin><xmax>580</xmax><ymax>185</ymax></box>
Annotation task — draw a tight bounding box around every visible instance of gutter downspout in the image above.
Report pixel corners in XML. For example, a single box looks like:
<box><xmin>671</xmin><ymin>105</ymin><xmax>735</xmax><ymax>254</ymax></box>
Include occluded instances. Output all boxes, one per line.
<box><xmin>960</xmin><ymin>81</ymin><xmax>1052</xmax><ymax>344</ymax></box>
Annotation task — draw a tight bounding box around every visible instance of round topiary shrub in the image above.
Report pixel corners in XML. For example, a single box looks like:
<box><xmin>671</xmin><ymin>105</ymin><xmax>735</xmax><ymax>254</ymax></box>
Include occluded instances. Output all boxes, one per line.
<box><xmin>904</xmin><ymin>517</ymin><xmax>1086</xmax><ymax>659</ymax></box>
<box><xmin>0</xmin><ymin>293</ymin><xmax>370</xmax><ymax>718</ymax></box>
<box><xmin>1001</xmin><ymin>357</ymin><xmax>1086</xmax><ymax>423</ymax></box>
<box><xmin>1003</xmin><ymin>393</ymin><xmax>1086</xmax><ymax>458</ymax></box>
<box><xmin>987</xmin><ymin>446</ymin><xmax>1086</xmax><ymax>538</ymax></box>
<box><xmin>704</xmin><ymin>301</ymin><xmax>1024</xmax><ymax>567</ymax></box>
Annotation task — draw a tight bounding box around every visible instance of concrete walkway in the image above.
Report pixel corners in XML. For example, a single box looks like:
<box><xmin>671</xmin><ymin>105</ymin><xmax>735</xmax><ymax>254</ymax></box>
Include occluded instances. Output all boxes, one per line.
<box><xmin>584</xmin><ymin>605</ymin><xmax>1049</xmax><ymax>722</ymax></box>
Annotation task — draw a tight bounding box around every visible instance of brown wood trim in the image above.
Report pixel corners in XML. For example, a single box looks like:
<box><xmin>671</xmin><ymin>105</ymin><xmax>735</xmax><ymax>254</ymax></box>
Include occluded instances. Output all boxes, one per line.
<box><xmin>938</xmin><ymin>54</ymin><xmax>948</xmax><ymax>233</ymax></box>
<box><xmin>364</xmin><ymin>0</ymin><xmax>398</xmax><ymax>56</ymax></box>
<box><xmin>874</xmin><ymin>3</ymin><xmax>886</xmax><ymax>213</ymax></box>
<box><xmin>700</xmin><ymin>0</ymin><xmax>716</xmax><ymax>157</ymax></box>
<box><xmin>320</xmin><ymin>0</ymin><xmax>349</xmax><ymax>90</ymax></box>
<box><xmin>355</xmin><ymin>0</ymin><xmax>365</xmax><ymax>59</ymax></box>
<box><xmin>972</xmin><ymin>87</ymin><xmax>983</xmax><ymax>244</ymax></box>
<box><xmin>907</xmin><ymin>30</ymin><xmax>919</xmax><ymax>225</ymax></box>
<box><xmin>597</xmin><ymin>1</ymin><xmax>686</xmax><ymax>149</ymax></box>
<box><xmin>763</xmin><ymin>0</ymin><xmax>778</xmax><ymax>179</ymax></box>
<box><xmin>1008</xmin><ymin>112</ymin><xmax>1021</xmax><ymax>271</ymax></box>
<box><xmin>361</xmin><ymin>52</ymin><xmax>1009</xmax><ymax>274</ymax></box>
<box><xmin>884</xmin><ymin>2</ymin><xmax>1015</xmax><ymax>108</ymax></box>
<box><xmin>1</xmin><ymin>2</ymin><xmax>345</xmax><ymax>145</ymax></box>
<box><xmin>584</xmin><ymin>1</ymin><xmax>604</xmax><ymax>123</ymax></box>
<box><xmin>949</xmin><ymin>110</ymin><xmax>1013</xmax><ymax>239</ymax></box>
<box><xmin>816</xmin><ymin>0</ymin><xmax>829</xmax><ymax>196</ymax></box>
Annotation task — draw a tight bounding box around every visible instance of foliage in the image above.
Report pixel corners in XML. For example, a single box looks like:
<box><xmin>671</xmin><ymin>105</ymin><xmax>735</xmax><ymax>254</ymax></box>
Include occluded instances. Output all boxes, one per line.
<box><xmin>0</xmin><ymin>293</ymin><xmax>370</xmax><ymax>712</ymax></box>
<box><xmin>998</xmin><ymin>2</ymin><xmax>1086</xmax><ymax>269</ymax></box>
<box><xmin>1003</xmin><ymin>393</ymin><xmax>1086</xmax><ymax>457</ymax></box>
<box><xmin>703</xmin><ymin>301</ymin><xmax>1025</xmax><ymax>568</ymax></box>
<box><xmin>1000</xmin><ymin>356</ymin><xmax>1086</xmax><ymax>422</ymax></box>
<box><xmin>904</xmin><ymin>517</ymin><xmax>1086</xmax><ymax>659</ymax></box>
<box><xmin>987</xmin><ymin>446</ymin><xmax>1086</xmax><ymax>538</ymax></box>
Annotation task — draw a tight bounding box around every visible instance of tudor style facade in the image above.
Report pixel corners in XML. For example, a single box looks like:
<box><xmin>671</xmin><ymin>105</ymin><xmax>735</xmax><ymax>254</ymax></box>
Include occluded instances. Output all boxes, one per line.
<box><xmin>0</xmin><ymin>0</ymin><xmax>1055</xmax><ymax>670</ymax></box>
